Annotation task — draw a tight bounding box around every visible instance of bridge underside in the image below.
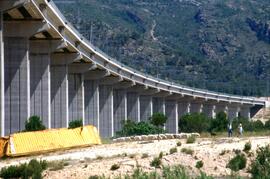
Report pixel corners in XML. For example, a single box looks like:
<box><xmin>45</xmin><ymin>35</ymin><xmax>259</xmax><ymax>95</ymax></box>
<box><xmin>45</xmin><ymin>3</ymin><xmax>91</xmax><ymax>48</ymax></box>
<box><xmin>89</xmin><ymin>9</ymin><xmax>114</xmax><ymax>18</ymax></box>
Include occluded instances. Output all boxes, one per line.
<box><xmin>0</xmin><ymin>1</ymin><xmax>265</xmax><ymax>137</ymax></box>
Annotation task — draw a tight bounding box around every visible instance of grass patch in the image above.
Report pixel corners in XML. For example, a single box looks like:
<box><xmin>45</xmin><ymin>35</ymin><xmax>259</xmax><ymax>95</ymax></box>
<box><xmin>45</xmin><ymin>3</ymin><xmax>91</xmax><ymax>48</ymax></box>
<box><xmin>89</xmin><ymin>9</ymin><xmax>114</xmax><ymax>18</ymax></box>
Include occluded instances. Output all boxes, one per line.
<box><xmin>141</xmin><ymin>153</ymin><xmax>149</xmax><ymax>159</ymax></box>
<box><xmin>186</xmin><ymin>135</ymin><xmax>196</xmax><ymax>144</ymax></box>
<box><xmin>0</xmin><ymin>159</ymin><xmax>47</xmax><ymax>179</ymax></box>
<box><xmin>181</xmin><ymin>148</ymin><xmax>194</xmax><ymax>155</ymax></box>
<box><xmin>169</xmin><ymin>147</ymin><xmax>178</xmax><ymax>154</ymax></box>
<box><xmin>47</xmin><ymin>160</ymin><xmax>69</xmax><ymax>171</ymax></box>
<box><xmin>150</xmin><ymin>157</ymin><xmax>162</xmax><ymax>168</ymax></box>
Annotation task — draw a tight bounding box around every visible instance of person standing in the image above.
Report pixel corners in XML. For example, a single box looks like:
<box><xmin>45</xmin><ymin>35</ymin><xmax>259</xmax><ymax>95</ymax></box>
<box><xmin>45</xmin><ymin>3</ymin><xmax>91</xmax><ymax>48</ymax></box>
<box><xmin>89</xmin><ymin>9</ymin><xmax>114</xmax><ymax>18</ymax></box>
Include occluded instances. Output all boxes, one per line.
<box><xmin>238</xmin><ymin>123</ymin><xmax>243</xmax><ymax>137</ymax></box>
<box><xmin>228</xmin><ymin>123</ymin><xmax>233</xmax><ymax>137</ymax></box>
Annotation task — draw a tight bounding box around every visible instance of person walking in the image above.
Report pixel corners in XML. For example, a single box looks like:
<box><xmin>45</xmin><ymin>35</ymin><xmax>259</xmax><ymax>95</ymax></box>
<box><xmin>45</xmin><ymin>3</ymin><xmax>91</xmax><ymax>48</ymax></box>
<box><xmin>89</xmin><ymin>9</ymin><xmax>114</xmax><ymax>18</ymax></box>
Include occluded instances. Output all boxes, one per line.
<box><xmin>238</xmin><ymin>123</ymin><xmax>243</xmax><ymax>137</ymax></box>
<box><xmin>228</xmin><ymin>123</ymin><xmax>233</xmax><ymax>137</ymax></box>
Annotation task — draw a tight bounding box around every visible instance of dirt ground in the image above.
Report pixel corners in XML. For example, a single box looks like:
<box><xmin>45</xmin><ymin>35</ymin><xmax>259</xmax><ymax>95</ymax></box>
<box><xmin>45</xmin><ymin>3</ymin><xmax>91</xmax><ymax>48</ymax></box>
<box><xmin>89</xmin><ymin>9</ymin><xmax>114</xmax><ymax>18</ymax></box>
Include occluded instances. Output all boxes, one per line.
<box><xmin>1</xmin><ymin>136</ymin><xmax>270</xmax><ymax>178</ymax></box>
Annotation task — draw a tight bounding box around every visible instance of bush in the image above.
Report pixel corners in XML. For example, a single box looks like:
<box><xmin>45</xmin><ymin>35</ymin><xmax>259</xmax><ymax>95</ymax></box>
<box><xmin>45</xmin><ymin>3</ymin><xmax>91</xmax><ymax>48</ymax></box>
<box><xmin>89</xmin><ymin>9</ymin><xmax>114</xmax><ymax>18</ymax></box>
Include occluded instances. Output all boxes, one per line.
<box><xmin>250</xmin><ymin>145</ymin><xmax>270</xmax><ymax>178</ymax></box>
<box><xmin>181</xmin><ymin>148</ymin><xmax>194</xmax><ymax>155</ymax></box>
<box><xmin>232</xmin><ymin>117</ymin><xmax>265</xmax><ymax>132</ymax></box>
<box><xmin>141</xmin><ymin>153</ymin><xmax>149</xmax><ymax>159</ymax></box>
<box><xmin>243</xmin><ymin>141</ymin><xmax>252</xmax><ymax>153</ymax></box>
<box><xmin>264</xmin><ymin>120</ymin><xmax>270</xmax><ymax>130</ymax></box>
<box><xmin>196</xmin><ymin>160</ymin><xmax>204</xmax><ymax>169</ymax></box>
<box><xmin>116</xmin><ymin>120</ymin><xmax>165</xmax><ymax>137</ymax></box>
<box><xmin>186</xmin><ymin>135</ymin><xmax>196</xmax><ymax>144</ymax></box>
<box><xmin>170</xmin><ymin>147</ymin><xmax>177</xmax><ymax>154</ymax></box>
<box><xmin>176</xmin><ymin>141</ymin><xmax>182</xmax><ymax>147</ymax></box>
<box><xmin>68</xmin><ymin>119</ymin><xmax>83</xmax><ymax>129</ymax></box>
<box><xmin>226</xmin><ymin>154</ymin><xmax>247</xmax><ymax>171</ymax></box>
<box><xmin>24</xmin><ymin>116</ymin><xmax>46</xmax><ymax>132</ymax></box>
<box><xmin>150</xmin><ymin>157</ymin><xmax>162</xmax><ymax>168</ymax></box>
<box><xmin>208</xmin><ymin>112</ymin><xmax>228</xmax><ymax>133</ymax></box>
<box><xmin>0</xmin><ymin>159</ymin><xmax>47</xmax><ymax>179</ymax></box>
<box><xmin>149</xmin><ymin>113</ymin><xmax>167</xmax><ymax>128</ymax></box>
<box><xmin>110</xmin><ymin>164</ymin><xmax>120</xmax><ymax>171</ymax></box>
<box><xmin>179</xmin><ymin>113</ymin><xmax>211</xmax><ymax>133</ymax></box>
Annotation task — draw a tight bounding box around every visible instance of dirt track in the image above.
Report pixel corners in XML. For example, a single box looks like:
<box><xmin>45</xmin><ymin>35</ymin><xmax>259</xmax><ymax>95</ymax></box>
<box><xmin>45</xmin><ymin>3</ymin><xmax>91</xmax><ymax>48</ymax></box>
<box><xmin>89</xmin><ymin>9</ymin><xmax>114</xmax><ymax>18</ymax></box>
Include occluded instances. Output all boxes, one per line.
<box><xmin>1</xmin><ymin>136</ymin><xmax>270</xmax><ymax>178</ymax></box>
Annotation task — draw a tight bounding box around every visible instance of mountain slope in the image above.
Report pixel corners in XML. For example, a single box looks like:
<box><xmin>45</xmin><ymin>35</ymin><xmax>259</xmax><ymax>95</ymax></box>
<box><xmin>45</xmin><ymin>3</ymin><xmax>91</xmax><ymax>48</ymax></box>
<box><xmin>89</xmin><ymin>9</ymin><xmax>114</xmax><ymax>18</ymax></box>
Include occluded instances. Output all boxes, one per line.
<box><xmin>54</xmin><ymin>0</ymin><xmax>270</xmax><ymax>96</ymax></box>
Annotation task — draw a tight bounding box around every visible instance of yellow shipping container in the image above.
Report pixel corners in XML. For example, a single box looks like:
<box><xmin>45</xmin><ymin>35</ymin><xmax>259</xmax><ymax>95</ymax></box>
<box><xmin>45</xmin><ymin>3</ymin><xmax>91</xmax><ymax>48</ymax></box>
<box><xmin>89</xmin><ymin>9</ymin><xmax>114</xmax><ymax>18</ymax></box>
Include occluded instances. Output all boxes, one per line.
<box><xmin>0</xmin><ymin>125</ymin><xmax>101</xmax><ymax>157</ymax></box>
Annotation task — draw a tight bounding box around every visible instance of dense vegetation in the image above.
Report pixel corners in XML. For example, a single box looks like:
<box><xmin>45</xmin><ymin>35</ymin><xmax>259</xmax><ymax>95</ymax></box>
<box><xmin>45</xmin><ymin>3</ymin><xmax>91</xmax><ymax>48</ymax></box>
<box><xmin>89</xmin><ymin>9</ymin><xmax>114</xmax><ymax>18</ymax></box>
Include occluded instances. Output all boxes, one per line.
<box><xmin>179</xmin><ymin>112</ymin><xmax>268</xmax><ymax>134</ymax></box>
<box><xmin>68</xmin><ymin>119</ymin><xmax>83</xmax><ymax>129</ymax></box>
<box><xmin>55</xmin><ymin>0</ymin><xmax>270</xmax><ymax>96</ymax></box>
<box><xmin>250</xmin><ymin>145</ymin><xmax>270</xmax><ymax>178</ymax></box>
<box><xmin>0</xmin><ymin>159</ymin><xmax>47</xmax><ymax>179</ymax></box>
<box><xmin>115</xmin><ymin>120</ymin><xmax>165</xmax><ymax>137</ymax></box>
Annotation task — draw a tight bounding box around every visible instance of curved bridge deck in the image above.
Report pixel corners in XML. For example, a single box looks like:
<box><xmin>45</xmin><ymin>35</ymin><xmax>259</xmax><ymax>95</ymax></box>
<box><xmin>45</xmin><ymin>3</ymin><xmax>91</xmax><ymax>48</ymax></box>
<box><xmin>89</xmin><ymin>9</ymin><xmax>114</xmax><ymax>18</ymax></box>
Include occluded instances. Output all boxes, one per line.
<box><xmin>0</xmin><ymin>0</ymin><xmax>266</xmax><ymax>137</ymax></box>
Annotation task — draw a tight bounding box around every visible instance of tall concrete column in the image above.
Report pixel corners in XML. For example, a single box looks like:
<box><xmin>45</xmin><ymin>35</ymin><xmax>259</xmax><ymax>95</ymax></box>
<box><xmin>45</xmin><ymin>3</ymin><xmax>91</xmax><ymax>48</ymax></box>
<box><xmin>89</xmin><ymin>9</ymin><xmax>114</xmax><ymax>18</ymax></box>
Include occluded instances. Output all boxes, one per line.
<box><xmin>29</xmin><ymin>41</ymin><xmax>52</xmax><ymax>128</ymax></box>
<box><xmin>240</xmin><ymin>106</ymin><xmax>251</xmax><ymax>120</ymax></box>
<box><xmin>178</xmin><ymin>102</ymin><xmax>190</xmax><ymax>118</ymax></box>
<box><xmin>4</xmin><ymin>36</ymin><xmax>30</xmax><ymax>135</ymax></box>
<box><xmin>0</xmin><ymin>11</ymin><xmax>4</xmax><ymax>136</ymax></box>
<box><xmin>153</xmin><ymin>97</ymin><xmax>163</xmax><ymax>113</ymax></box>
<box><xmin>84</xmin><ymin>80</ymin><xmax>99</xmax><ymax>129</ymax></box>
<box><xmin>50</xmin><ymin>59</ymin><xmax>69</xmax><ymax>128</ymax></box>
<box><xmin>99</xmin><ymin>85</ymin><xmax>113</xmax><ymax>137</ymax></box>
<box><xmin>165</xmin><ymin>100</ymin><xmax>178</xmax><ymax>133</ymax></box>
<box><xmin>140</xmin><ymin>95</ymin><xmax>152</xmax><ymax>121</ymax></box>
<box><xmin>127</xmin><ymin>92</ymin><xmax>139</xmax><ymax>122</ymax></box>
<box><xmin>190</xmin><ymin>103</ymin><xmax>203</xmax><ymax>113</ymax></box>
<box><xmin>68</xmin><ymin>73</ymin><xmax>84</xmax><ymax>122</ymax></box>
<box><xmin>228</xmin><ymin>106</ymin><xmax>240</xmax><ymax>120</ymax></box>
<box><xmin>113</xmin><ymin>89</ymin><xmax>126</xmax><ymax>134</ymax></box>
<box><xmin>203</xmin><ymin>104</ymin><xmax>216</xmax><ymax>118</ymax></box>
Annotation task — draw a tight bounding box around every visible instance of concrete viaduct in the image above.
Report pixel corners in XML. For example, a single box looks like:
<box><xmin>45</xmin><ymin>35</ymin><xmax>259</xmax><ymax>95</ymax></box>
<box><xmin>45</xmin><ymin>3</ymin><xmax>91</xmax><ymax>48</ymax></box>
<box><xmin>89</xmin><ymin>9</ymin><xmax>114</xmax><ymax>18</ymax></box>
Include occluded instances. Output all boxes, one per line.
<box><xmin>0</xmin><ymin>0</ymin><xmax>266</xmax><ymax>137</ymax></box>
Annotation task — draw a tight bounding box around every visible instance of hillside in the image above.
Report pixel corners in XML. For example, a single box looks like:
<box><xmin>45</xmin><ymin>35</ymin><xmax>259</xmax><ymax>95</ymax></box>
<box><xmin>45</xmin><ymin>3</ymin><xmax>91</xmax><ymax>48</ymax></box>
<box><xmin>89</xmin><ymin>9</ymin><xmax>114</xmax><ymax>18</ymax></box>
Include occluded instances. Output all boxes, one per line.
<box><xmin>54</xmin><ymin>0</ymin><xmax>270</xmax><ymax>96</ymax></box>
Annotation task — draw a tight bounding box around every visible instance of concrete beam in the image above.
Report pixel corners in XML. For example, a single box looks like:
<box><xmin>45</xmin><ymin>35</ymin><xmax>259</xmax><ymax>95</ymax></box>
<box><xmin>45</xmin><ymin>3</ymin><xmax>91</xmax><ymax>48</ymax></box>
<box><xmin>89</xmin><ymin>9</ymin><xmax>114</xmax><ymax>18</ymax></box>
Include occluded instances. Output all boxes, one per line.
<box><xmin>30</xmin><ymin>39</ymin><xmax>69</xmax><ymax>53</ymax></box>
<box><xmin>0</xmin><ymin>0</ymin><xmax>28</xmax><ymax>11</ymax></box>
<box><xmin>4</xmin><ymin>20</ymin><xmax>48</xmax><ymax>37</ymax></box>
<box><xmin>113</xmin><ymin>80</ymin><xmax>136</xmax><ymax>90</ymax></box>
<box><xmin>84</xmin><ymin>69</ymin><xmax>110</xmax><ymax>80</ymax></box>
<box><xmin>51</xmin><ymin>53</ymin><xmax>82</xmax><ymax>65</ymax></box>
<box><xmin>99</xmin><ymin>76</ymin><xmax>123</xmax><ymax>85</ymax></box>
<box><xmin>68</xmin><ymin>63</ymin><xmax>93</xmax><ymax>74</ymax></box>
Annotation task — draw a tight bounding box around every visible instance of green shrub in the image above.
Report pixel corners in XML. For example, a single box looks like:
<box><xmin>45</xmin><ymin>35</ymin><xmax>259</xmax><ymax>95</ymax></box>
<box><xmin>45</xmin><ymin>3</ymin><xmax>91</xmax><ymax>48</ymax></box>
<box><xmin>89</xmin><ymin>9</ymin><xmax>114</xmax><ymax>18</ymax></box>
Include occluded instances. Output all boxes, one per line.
<box><xmin>162</xmin><ymin>165</ymin><xmax>189</xmax><ymax>179</ymax></box>
<box><xmin>264</xmin><ymin>120</ymin><xmax>270</xmax><ymax>130</ymax></box>
<box><xmin>116</xmin><ymin>120</ymin><xmax>165</xmax><ymax>137</ymax></box>
<box><xmin>250</xmin><ymin>145</ymin><xmax>270</xmax><ymax>178</ymax></box>
<box><xmin>24</xmin><ymin>116</ymin><xmax>46</xmax><ymax>132</ymax></box>
<box><xmin>158</xmin><ymin>152</ymin><xmax>163</xmax><ymax>159</ymax></box>
<box><xmin>232</xmin><ymin>117</ymin><xmax>265</xmax><ymax>132</ymax></box>
<box><xmin>0</xmin><ymin>159</ymin><xmax>47</xmax><ymax>179</ymax></box>
<box><xmin>48</xmin><ymin>160</ymin><xmax>68</xmax><ymax>171</ymax></box>
<box><xmin>226</xmin><ymin>154</ymin><xmax>247</xmax><ymax>171</ymax></box>
<box><xmin>170</xmin><ymin>147</ymin><xmax>177</xmax><ymax>154</ymax></box>
<box><xmin>179</xmin><ymin>113</ymin><xmax>211</xmax><ymax>133</ymax></box>
<box><xmin>186</xmin><ymin>135</ymin><xmax>196</xmax><ymax>144</ymax></box>
<box><xmin>208</xmin><ymin>112</ymin><xmax>228</xmax><ymax>133</ymax></box>
<box><xmin>243</xmin><ymin>141</ymin><xmax>252</xmax><ymax>153</ymax></box>
<box><xmin>176</xmin><ymin>141</ymin><xmax>182</xmax><ymax>147</ymax></box>
<box><xmin>68</xmin><ymin>119</ymin><xmax>83</xmax><ymax>129</ymax></box>
<box><xmin>196</xmin><ymin>160</ymin><xmax>204</xmax><ymax>169</ymax></box>
<box><xmin>181</xmin><ymin>148</ymin><xmax>194</xmax><ymax>155</ymax></box>
<box><xmin>110</xmin><ymin>164</ymin><xmax>120</xmax><ymax>171</ymax></box>
<box><xmin>150</xmin><ymin>157</ymin><xmax>162</xmax><ymax>168</ymax></box>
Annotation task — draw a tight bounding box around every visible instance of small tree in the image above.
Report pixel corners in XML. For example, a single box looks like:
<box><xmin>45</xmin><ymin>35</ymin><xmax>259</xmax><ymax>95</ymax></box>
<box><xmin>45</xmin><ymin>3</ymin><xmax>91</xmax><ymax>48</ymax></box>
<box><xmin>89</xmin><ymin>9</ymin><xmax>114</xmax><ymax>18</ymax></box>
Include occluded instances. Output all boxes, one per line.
<box><xmin>68</xmin><ymin>119</ymin><xmax>83</xmax><ymax>129</ymax></box>
<box><xmin>24</xmin><ymin>116</ymin><xmax>46</xmax><ymax>132</ymax></box>
<box><xmin>149</xmin><ymin>113</ymin><xmax>167</xmax><ymax>139</ymax></box>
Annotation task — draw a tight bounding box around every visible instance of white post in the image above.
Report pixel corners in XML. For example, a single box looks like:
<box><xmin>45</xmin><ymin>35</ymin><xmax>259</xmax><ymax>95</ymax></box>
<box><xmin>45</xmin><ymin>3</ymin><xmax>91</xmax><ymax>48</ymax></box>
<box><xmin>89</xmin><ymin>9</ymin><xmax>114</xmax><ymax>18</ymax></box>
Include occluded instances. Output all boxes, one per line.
<box><xmin>175</xmin><ymin>101</ymin><xmax>178</xmax><ymax>134</ymax></box>
<box><xmin>150</xmin><ymin>97</ymin><xmax>153</xmax><ymax>116</ymax></box>
<box><xmin>65</xmin><ymin>65</ymin><xmax>69</xmax><ymax>128</ymax></box>
<box><xmin>0</xmin><ymin>11</ymin><xmax>4</xmax><ymax>136</ymax></box>
<box><xmin>96</xmin><ymin>84</ymin><xmax>100</xmax><ymax>132</ymax></box>
<box><xmin>111</xmin><ymin>88</ymin><xmax>114</xmax><ymax>137</ymax></box>
<box><xmin>27</xmin><ymin>44</ymin><xmax>30</xmax><ymax>119</ymax></box>
<box><xmin>163</xmin><ymin>98</ymin><xmax>166</xmax><ymax>130</ymax></box>
<box><xmin>47</xmin><ymin>55</ymin><xmax>51</xmax><ymax>129</ymax></box>
<box><xmin>81</xmin><ymin>74</ymin><xmax>85</xmax><ymax>125</ymax></box>
<box><xmin>137</xmin><ymin>95</ymin><xmax>140</xmax><ymax>122</ymax></box>
<box><xmin>124</xmin><ymin>90</ymin><xmax>127</xmax><ymax>121</ymax></box>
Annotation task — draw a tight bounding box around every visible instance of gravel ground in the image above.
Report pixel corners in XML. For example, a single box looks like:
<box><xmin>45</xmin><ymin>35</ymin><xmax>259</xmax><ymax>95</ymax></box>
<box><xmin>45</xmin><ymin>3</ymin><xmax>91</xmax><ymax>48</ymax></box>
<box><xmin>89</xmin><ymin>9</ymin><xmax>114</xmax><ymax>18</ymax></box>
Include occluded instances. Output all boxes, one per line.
<box><xmin>1</xmin><ymin>136</ymin><xmax>270</xmax><ymax>178</ymax></box>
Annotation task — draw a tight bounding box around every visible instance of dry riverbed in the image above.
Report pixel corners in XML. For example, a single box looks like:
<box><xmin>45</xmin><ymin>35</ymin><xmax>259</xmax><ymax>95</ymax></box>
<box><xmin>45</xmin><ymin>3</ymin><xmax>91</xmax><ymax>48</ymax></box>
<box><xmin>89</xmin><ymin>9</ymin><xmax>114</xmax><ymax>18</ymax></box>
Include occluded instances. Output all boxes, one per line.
<box><xmin>1</xmin><ymin>136</ymin><xmax>270</xmax><ymax>178</ymax></box>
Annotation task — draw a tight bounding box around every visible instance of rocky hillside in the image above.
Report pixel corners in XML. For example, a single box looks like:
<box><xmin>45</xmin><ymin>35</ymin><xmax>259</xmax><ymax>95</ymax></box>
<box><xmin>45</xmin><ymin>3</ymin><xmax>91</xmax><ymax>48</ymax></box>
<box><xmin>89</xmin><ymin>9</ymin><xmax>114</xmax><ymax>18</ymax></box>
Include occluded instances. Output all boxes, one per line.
<box><xmin>54</xmin><ymin>0</ymin><xmax>270</xmax><ymax>96</ymax></box>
